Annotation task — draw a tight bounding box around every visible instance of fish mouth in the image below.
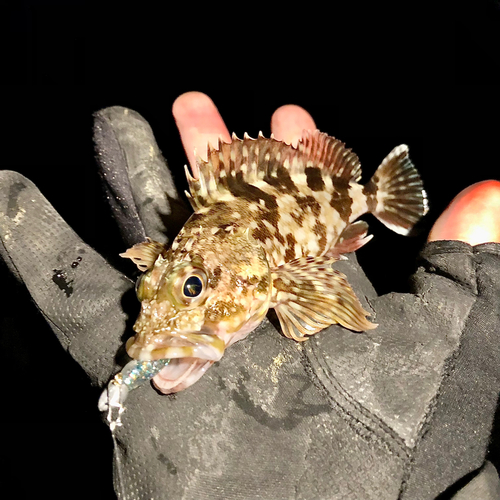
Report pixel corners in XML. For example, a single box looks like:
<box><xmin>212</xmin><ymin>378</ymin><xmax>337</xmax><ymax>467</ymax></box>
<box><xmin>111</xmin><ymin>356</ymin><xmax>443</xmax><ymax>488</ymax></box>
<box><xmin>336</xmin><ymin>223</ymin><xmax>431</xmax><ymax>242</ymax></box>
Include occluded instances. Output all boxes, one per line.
<box><xmin>152</xmin><ymin>358</ymin><xmax>214</xmax><ymax>394</ymax></box>
<box><xmin>126</xmin><ymin>330</ymin><xmax>225</xmax><ymax>362</ymax></box>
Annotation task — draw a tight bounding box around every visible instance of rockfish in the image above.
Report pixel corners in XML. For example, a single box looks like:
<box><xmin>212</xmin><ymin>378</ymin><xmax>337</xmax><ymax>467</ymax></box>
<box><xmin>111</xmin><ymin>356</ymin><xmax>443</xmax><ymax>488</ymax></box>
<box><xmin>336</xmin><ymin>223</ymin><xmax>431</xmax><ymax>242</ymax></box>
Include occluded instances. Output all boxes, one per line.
<box><xmin>121</xmin><ymin>130</ymin><xmax>427</xmax><ymax>393</ymax></box>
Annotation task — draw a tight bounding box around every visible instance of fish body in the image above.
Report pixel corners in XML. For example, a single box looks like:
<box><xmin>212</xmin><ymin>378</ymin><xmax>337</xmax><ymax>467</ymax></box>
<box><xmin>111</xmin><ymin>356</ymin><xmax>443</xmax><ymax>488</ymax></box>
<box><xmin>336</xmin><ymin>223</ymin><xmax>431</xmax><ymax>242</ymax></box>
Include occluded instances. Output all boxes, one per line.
<box><xmin>122</xmin><ymin>130</ymin><xmax>427</xmax><ymax>393</ymax></box>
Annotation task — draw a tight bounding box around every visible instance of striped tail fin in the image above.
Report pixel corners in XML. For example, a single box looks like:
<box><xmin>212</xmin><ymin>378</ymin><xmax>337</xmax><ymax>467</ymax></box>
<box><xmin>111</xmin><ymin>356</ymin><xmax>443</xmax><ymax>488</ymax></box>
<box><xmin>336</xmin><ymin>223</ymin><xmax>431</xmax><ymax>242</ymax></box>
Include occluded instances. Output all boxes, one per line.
<box><xmin>366</xmin><ymin>145</ymin><xmax>428</xmax><ymax>235</ymax></box>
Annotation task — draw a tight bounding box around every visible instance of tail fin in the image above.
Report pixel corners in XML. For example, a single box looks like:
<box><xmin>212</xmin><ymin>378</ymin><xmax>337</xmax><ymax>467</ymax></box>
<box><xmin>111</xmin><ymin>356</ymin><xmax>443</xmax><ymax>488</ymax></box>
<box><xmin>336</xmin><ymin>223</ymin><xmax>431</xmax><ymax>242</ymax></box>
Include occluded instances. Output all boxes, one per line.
<box><xmin>368</xmin><ymin>145</ymin><xmax>428</xmax><ymax>235</ymax></box>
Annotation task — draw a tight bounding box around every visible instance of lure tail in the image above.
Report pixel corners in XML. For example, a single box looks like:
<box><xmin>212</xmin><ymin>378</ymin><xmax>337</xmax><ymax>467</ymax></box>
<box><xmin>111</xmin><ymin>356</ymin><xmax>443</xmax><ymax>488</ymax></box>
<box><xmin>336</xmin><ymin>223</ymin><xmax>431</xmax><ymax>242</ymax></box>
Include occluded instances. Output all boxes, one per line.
<box><xmin>367</xmin><ymin>144</ymin><xmax>428</xmax><ymax>235</ymax></box>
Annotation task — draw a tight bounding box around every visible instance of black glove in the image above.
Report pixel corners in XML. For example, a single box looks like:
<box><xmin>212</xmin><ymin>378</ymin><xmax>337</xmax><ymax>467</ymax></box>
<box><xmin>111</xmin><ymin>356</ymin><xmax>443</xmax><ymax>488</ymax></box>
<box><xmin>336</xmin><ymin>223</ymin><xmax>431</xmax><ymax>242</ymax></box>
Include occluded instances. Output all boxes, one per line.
<box><xmin>1</xmin><ymin>106</ymin><xmax>499</xmax><ymax>500</ymax></box>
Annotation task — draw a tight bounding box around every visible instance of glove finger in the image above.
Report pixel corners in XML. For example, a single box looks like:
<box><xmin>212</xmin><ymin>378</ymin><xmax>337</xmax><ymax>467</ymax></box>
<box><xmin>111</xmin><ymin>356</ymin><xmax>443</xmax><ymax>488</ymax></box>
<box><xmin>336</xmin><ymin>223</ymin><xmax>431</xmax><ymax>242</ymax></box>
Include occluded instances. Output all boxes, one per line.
<box><xmin>0</xmin><ymin>170</ymin><xmax>133</xmax><ymax>386</ymax></box>
<box><xmin>93</xmin><ymin>106</ymin><xmax>191</xmax><ymax>247</ymax></box>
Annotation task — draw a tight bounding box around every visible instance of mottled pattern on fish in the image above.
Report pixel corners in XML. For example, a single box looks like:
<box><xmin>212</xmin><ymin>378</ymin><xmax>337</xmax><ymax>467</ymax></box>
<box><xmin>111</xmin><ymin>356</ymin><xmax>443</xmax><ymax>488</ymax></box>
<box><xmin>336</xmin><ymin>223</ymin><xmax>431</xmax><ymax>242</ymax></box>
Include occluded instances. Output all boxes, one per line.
<box><xmin>121</xmin><ymin>130</ymin><xmax>427</xmax><ymax>394</ymax></box>
<box><xmin>183</xmin><ymin>131</ymin><xmax>366</xmax><ymax>267</ymax></box>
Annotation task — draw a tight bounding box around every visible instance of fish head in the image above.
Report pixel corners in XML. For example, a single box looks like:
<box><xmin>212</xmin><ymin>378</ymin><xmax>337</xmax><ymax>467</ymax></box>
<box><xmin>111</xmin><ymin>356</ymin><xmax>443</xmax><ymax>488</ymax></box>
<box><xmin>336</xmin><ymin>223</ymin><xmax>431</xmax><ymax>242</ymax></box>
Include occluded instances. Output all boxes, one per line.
<box><xmin>125</xmin><ymin>231</ymin><xmax>272</xmax><ymax>392</ymax></box>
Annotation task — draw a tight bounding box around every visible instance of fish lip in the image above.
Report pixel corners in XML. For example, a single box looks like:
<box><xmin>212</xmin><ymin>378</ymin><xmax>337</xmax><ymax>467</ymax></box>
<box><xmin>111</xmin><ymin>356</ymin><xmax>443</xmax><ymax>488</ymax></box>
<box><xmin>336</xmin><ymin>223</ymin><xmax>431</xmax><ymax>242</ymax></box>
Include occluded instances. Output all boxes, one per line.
<box><xmin>126</xmin><ymin>330</ymin><xmax>225</xmax><ymax>362</ymax></box>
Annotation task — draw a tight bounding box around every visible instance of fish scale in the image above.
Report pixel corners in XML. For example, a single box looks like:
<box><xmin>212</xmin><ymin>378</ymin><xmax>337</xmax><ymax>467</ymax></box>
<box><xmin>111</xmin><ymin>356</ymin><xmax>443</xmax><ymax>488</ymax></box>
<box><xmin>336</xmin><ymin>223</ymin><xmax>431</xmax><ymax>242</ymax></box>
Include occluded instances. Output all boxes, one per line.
<box><xmin>118</xmin><ymin>130</ymin><xmax>428</xmax><ymax>394</ymax></box>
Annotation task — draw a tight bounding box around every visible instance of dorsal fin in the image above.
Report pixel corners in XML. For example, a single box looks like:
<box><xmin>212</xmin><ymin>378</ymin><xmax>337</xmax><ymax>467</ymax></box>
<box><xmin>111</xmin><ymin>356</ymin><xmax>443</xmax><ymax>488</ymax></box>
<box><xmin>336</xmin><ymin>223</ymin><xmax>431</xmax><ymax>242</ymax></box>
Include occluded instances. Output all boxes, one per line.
<box><xmin>299</xmin><ymin>130</ymin><xmax>362</xmax><ymax>182</ymax></box>
<box><xmin>184</xmin><ymin>130</ymin><xmax>362</xmax><ymax>210</ymax></box>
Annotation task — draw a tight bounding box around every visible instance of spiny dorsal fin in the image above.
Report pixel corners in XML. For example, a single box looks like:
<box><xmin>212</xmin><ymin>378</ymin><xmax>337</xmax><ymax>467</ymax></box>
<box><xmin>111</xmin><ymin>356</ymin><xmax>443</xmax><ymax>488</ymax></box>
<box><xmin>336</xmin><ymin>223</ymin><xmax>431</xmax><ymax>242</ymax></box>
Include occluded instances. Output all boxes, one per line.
<box><xmin>185</xmin><ymin>130</ymin><xmax>362</xmax><ymax>210</ymax></box>
<box><xmin>299</xmin><ymin>130</ymin><xmax>362</xmax><ymax>182</ymax></box>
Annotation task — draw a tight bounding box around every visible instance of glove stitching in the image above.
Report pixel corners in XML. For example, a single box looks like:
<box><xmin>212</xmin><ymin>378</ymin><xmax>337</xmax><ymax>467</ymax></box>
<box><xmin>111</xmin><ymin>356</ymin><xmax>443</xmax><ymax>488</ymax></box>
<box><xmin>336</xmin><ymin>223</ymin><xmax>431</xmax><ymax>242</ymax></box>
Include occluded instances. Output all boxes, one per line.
<box><xmin>39</xmin><ymin>311</ymin><xmax>71</xmax><ymax>348</ymax></box>
<box><xmin>398</xmin><ymin>254</ymin><xmax>481</xmax><ymax>499</ymax></box>
<box><xmin>0</xmin><ymin>235</ymin><xmax>22</xmax><ymax>281</ymax></box>
<box><xmin>473</xmin><ymin>242</ymin><xmax>500</xmax><ymax>257</ymax></box>
<box><xmin>419</xmin><ymin>263</ymin><xmax>478</xmax><ymax>297</ymax></box>
<box><xmin>302</xmin><ymin>345</ymin><xmax>411</xmax><ymax>460</ymax></box>
<box><xmin>421</xmin><ymin>241</ymin><xmax>474</xmax><ymax>256</ymax></box>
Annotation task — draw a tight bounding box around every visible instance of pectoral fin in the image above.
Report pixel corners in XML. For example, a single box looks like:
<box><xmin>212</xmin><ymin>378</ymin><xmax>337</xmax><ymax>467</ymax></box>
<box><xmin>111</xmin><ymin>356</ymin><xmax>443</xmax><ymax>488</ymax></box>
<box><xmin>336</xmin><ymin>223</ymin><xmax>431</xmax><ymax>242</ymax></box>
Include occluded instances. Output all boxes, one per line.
<box><xmin>271</xmin><ymin>256</ymin><xmax>376</xmax><ymax>341</ymax></box>
<box><xmin>120</xmin><ymin>238</ymin><xmax>167</xmax><ymax>271</ymax></box>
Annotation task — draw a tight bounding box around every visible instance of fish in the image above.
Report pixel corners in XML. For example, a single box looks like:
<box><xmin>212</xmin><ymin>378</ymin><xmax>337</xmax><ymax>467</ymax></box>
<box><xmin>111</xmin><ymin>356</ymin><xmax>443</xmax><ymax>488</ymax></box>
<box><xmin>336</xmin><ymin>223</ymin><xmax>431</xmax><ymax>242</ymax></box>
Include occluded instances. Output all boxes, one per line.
<box><xmin>120</xmin><ymin>130</ymin><xmax>428</xmax><ymax>394</ymax></box>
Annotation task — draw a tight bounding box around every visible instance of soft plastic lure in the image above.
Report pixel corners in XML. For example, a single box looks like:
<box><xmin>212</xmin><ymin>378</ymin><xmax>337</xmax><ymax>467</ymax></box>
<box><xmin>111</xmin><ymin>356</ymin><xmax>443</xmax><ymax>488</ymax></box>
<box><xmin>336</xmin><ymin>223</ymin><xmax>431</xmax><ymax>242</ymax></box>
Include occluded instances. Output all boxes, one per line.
<box><xmin>99</xmin><ymin>359</ymin><xmax>169</xmax><ymax>429</ymax></box>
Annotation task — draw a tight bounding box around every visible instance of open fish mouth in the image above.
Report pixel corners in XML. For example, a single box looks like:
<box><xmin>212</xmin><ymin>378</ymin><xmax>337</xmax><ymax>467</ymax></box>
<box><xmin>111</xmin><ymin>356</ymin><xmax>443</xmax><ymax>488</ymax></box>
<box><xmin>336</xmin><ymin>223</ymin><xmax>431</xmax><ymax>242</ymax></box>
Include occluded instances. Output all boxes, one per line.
<box><xmin>126</xmin><ymin>330</ymin><xmax>225</xmax><ymax>362</ymax></box>
<box><xmin>152</xmin><ymin>357</ymin><xmax>214</xmax><ymax>394</ymax></box>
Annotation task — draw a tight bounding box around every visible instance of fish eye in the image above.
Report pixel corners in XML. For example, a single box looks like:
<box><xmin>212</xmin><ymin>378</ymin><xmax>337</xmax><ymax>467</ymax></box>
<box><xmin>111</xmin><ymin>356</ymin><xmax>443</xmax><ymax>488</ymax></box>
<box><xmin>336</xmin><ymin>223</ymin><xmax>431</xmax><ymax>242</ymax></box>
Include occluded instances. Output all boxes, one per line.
<box><xmin>183</xmin><ymin>275</ymin><xmax>203</xmax><ymax>298</ymax></box>
<box><xmin>170</xmin><ymin>266</ymin><xmax>208</xmax><ymax>307</ymax></box>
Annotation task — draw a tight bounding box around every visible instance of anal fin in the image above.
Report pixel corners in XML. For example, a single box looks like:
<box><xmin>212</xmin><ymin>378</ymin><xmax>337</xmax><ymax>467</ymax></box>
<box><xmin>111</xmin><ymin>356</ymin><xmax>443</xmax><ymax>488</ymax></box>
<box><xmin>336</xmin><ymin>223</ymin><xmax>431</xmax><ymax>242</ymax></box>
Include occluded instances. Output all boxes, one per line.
<box><xmin>327</xmin><ymin>221</ymin><xmax>373</xmax><ymax>258</ymax></box>
<box><xmin>271</xmin><ymin>256</ymin><xmax>377</xmax><ymax>341</ymax></box>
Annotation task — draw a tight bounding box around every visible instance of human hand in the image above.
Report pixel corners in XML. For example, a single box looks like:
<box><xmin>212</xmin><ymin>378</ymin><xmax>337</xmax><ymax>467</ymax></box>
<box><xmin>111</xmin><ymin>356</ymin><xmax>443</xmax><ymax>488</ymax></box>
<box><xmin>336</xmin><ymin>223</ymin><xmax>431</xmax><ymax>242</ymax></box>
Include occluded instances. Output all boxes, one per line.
<box><xmin>172</xmin><ymin>92</ymin><xmax>500</xmax><ymax>500</ymax></box>
<box><xmin>1</xmin><ymin>92</ymin><xmax>499</xmax><ymax>500</ymax></box>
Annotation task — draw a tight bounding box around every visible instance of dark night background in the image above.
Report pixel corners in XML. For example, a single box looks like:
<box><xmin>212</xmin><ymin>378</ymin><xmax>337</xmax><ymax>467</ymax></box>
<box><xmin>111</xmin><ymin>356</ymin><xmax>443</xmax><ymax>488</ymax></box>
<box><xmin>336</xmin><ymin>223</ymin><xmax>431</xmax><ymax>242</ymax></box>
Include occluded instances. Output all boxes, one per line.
<box><xmin>1</xmin><ymin>1</ymin><xmax>499</xmax><ymax>499</ymax></box>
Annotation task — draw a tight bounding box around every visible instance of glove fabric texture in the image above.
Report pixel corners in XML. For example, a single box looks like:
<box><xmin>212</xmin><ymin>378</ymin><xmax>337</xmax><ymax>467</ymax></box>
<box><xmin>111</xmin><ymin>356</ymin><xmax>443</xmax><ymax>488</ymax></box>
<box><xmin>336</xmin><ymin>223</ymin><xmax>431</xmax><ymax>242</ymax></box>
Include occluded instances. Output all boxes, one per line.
<box><xmin>0</xmin><ymin>106</ymin><xmax>499</xmax><ymax>500</ymax></box>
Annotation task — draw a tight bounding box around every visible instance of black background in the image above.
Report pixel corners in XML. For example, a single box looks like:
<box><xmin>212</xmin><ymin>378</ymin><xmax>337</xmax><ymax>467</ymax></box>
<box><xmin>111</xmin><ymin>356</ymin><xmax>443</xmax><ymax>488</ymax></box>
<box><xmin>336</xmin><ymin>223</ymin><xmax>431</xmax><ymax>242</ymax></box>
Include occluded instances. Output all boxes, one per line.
<box><xmin>1</xmin><ymin>1</ymin><xmax>499</xmax><ymax>499</ymax></box>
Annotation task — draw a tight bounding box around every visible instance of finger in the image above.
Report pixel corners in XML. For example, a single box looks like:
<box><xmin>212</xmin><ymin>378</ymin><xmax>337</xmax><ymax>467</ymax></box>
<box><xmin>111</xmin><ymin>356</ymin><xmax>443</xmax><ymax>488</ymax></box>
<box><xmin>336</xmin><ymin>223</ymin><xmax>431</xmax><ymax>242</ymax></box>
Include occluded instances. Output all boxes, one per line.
<box><xmin>270</xmin><ymin>104</ymin><xmax>317</xmax><ymax>147</ymax></box>
<box><xmin>428</xmin><ymin>180</ymin><xmax>500</xmax><ymax>245</ymax></box>
<box><xmin>172</xmin><ymin>92</ymin><xmax>231</xmax><ymax>177</ymax></box>
<box><xmin>0</xmin><ymin>171</ymin><xmax>130</xmax><ymax>385</ymax></box>
<box><xmin>94</xmin><ymin>106</ymin><xmax>191</xmax><ymax>247</ymax></box>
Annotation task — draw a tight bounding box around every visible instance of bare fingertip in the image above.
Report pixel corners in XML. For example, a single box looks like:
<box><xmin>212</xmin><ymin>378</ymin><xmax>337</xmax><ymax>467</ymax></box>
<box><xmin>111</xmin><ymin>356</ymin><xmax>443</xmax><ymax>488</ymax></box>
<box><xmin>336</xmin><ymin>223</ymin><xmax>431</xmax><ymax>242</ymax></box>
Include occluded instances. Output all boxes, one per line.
<box><xmin>271</xmin><ymin>104</ymin><xmax>316</xmax><ymax>147</ymax></box>
<box><xmin>428</xmin><ymin>180</ymin><xmax>500</xmax><ymax>245</ymax></box>
<box><xmin>172</xmin><ymin>91</ymin><xmax>215</xmax><ymax>117</ymax></box>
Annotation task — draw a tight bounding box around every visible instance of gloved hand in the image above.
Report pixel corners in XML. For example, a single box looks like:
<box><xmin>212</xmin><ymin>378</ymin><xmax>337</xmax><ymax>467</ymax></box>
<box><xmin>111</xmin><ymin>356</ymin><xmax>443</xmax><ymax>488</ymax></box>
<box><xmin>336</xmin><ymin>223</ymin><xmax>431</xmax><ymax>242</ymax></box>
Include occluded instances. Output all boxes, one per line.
<box><xmin>1</xmin><ymin>92</ymin><xmax>499</xmax><ymax>500</ymax></box>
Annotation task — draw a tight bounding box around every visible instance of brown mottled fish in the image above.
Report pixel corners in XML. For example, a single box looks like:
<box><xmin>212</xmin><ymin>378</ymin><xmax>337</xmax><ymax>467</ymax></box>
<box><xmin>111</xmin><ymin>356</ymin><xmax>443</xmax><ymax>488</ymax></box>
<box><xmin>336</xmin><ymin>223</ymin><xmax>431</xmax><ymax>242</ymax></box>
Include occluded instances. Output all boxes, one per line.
<box><xmin>121</xmin><ymin>130</ymin><xmax>428</xmax><ymax>393</ymax></box>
